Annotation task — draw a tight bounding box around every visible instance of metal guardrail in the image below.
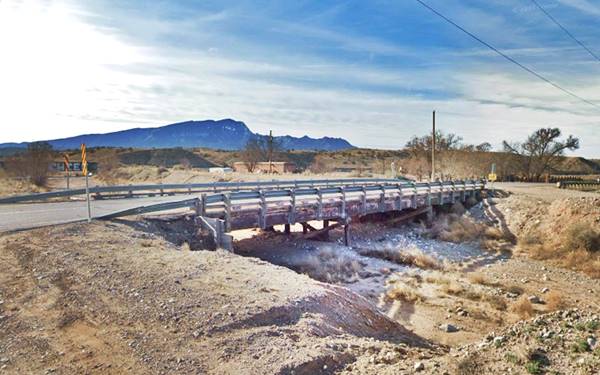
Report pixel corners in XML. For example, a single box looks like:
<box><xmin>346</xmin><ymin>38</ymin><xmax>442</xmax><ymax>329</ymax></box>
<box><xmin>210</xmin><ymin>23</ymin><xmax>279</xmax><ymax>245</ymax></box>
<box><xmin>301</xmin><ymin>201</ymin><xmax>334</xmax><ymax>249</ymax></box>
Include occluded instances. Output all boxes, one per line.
<box><xmin>97</xmin><ymin>180</ymin><xmax>485</xmax><ymax>220</ymax></box>
<box><xmin>557</xmin><ymin>180</ymin><xmax>600</xmax><ymax>190</ymax></box>
<box><xmin>0</xmin><ymin>178</ymin><xmax>404</xmax><ymax>204</ymax></box>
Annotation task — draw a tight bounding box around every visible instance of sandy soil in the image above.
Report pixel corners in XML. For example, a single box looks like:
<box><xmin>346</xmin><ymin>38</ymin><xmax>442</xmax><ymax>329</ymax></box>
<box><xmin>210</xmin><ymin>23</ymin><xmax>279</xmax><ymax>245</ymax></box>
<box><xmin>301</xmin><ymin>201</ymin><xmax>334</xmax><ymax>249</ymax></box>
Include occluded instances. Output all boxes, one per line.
<box><xmin>0</xmin><ymin>184</ymin><xmax>598</xmax><ymax>374</ymax></box>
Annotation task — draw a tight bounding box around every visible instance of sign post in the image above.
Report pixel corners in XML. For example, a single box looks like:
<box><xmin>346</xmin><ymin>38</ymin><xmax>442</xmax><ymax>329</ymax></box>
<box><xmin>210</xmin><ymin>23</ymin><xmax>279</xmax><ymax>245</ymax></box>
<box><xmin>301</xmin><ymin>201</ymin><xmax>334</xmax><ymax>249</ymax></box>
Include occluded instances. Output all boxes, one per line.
<box><xmin>488</xmin><ymin>163</ymin><xmax>497</xmax><ymax>195</ymax></box>
<box><xmin>63</xmin><ymin>154</ymin><xmax>70</xmax><ymax>190</ymax></box>
<box><xmin>81</xmin><ymin>144</ymin><xmax>91</xmax><ymax>223</ymax></box>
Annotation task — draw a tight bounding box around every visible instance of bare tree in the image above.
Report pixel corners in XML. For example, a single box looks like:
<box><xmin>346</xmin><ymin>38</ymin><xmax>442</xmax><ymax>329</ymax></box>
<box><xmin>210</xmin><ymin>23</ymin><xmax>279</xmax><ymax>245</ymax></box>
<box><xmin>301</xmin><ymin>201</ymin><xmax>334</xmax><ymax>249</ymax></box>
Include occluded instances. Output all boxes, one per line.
<box><xmin>241</xmin><ymin>138</ymin><xmax>267</xmax><ymax>172</ymax></box>
<box><xmin>503</xmin><ymin>128</ymin><xmax>579</xmax><ymax>180</ymax></box>
<box><xmin>6</xmin><ymin>142</ymin><xmax>54</xmax><ymax>186</ymax></box>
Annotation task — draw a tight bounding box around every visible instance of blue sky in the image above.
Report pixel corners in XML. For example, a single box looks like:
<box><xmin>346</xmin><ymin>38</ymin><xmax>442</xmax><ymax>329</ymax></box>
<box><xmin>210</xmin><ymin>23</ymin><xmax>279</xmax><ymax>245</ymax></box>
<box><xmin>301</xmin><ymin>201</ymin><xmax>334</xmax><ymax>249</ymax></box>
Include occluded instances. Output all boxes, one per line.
<box><xmin>0</xmin><ymin>0</ymin><xmax>599</xmax><ymax>156</ymax></box>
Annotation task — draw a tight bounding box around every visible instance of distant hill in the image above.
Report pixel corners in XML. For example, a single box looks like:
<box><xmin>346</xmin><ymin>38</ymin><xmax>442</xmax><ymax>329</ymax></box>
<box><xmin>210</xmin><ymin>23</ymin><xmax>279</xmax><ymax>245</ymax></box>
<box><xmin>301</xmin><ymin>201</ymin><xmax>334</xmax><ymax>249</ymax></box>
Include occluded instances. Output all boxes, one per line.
<box><xmin>119</xmin><ymin>149</ymin><xmax>217</xmax><ymax>168</ymax></box>
<box><xmin>0</xmin><ymin>119</ymin><xmax>354</xmax><ymax>152</ymax></box>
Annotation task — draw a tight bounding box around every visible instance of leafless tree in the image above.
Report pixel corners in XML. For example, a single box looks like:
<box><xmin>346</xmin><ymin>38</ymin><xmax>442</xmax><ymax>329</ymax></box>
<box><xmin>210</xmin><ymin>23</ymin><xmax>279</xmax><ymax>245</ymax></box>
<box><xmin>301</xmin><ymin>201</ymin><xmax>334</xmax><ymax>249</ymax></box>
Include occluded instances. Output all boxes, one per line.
<box><xmin>6</xmin><ymin>142</ymin><xmax>54</xmax><ymax>186</ymax></box>
<box><xmin>503</xmin><ymin>128</ymin><xmax>579</xmax><ymax>181</ymax></box>
<box><xmin>241</xmin><ymin>138</ymin><xmax>267</xmax><ymax>172</ymax></box>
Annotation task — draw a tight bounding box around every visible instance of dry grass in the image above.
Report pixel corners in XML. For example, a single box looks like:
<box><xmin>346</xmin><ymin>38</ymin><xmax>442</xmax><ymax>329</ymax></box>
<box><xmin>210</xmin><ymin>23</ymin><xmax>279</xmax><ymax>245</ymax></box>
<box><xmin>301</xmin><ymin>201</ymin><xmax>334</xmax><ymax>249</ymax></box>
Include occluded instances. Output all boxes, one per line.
<box><xmin>511</xmin><ymin>296</ymin><xmax>534</xmax><ymax>319</ymax></box>
<box><xmin>467</xmin><ymin>272</ymin><xmax>486</xmax><ymax>285</ymax></box>
<box><xmin>519</xmin><ymin>223</ymin><xmax>600</xmax><ymax>278</ymax></box>
<box><xmin>506</xmin><ymin>285</ymin><xmax>525</xmax><ymax>296</ymax></box>
<box><xmin>295</xmin><ymin>247</ymin><xmax>363</xmax><ymax>283</ymax></box>
<box><xmin>440</xmin><ymin>282</ymin><xmax>465</xmax><ymax>296</ymax></box>
<box><xmin>485</xmin><ymin>294</ymin><xmax>508</xmax><ymax>311</ymax></box>
<box><xmin>424</xmin><ymin>271</ymin><xmax>451</xmax><ymax>286</ymax></box>
<box><xmin>427</xmin><ymin>212</ymin><xmax>513</xmax><ymax>252</ymax></box>
<box><xmin>545</xmin><ymin>291</ymin><xmax>568</xmax><ymax>311</ymax></box>
<box><xmin>357</xmin><ymin>246</ymin><xmax>443</xmax><ymax>271</ymax></box>
<box><xmin>385</xmin><ymin>283</ymin><xmax>426</xmax><ymax>303</ymax></box>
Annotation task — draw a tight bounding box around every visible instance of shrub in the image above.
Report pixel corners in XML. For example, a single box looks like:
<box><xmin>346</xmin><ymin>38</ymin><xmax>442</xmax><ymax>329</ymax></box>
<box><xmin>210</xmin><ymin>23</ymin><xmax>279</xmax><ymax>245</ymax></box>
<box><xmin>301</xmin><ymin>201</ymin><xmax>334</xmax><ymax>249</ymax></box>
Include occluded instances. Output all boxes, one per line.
<box><xmin>511</xmin><ymin>296</ymin><xmax>534</xmax><ymax>319</ymax></box>
<box><xmin>545</xmin><ymin>291</ymin><xmax>568</xmax><ymax>311</ymax></box>
<box><xmin>571</xmin><ymin>338</ymin><xmax>591</xmax><ymax>353</ymax></box>
<box><xmin>486</xmin><ymin>294</ymin><xmax>508</xmax><ymax>311</ymax></box>
<box><xmin>385</xmin><ymin>284</ymin><xmax>425</xmax><ymax>303</ymax></box>
<box><xmin>562</xmin><ymin>223</ymin><xmax>600</xmax><ymax>253</ymax></box>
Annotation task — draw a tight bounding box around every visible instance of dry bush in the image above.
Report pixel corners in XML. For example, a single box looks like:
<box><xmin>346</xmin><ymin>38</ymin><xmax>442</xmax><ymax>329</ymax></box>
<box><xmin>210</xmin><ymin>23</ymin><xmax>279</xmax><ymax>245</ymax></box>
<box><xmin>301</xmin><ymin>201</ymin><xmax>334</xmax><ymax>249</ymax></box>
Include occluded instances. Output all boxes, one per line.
<box><xmin>440</xmin><ymin>282</ymin><xmax>464</xmax><ymax>296</ymax></box>
<box><xmin>483</xmin><ymin>226</ymin><xmax>506</xmax><ymax>241</ymax></box>
<box><xmin>433</xmin><ymin>214</ymin><xmax>486</xmax><ymax>243</ymax></box>
<box><xmin>506</xmin><ymin>285</ymin><xmax>525</xmax><ymax>296</ymax></box>
<box><xmin>511</xmin><ymin>296</ymin><xmax>534</xmax><ymax>319</ymax></box>
<box><xmin>424</xmin><ymin>271</ymin><xmax>451</xmax><ymax>285</ymax></box>
<box><xmin>428</xmin><ymin>213</ymin><xmax>511</xmax><ymax>249</ymax></box>
<box><xmin>485</xmin><ymin>294</ymin><xmax>508</xmax><ymax>311</ymax></box>
<box><xmin>519</xmin><ymin>224</ymin><xmax>600</xmax><ymax>278</ymax></box>
<box><xmin>295</xmin><ymin>247</ymin><xmax>363</xmax><ymax>283</ymax></box>
<box><xmin>468</xmin><ymin>272</ymin><xmax>486</xmax><ymax>285</ymax></box>
<box><xmin>357</xmin><ymin>246</ymin><xmax>443</xmax><ymax>270</ymax></box>
<box><xmin>562</xmin><ymin>223</ymin><xmax>600</xmax><ymax>253</ymax></box>
<box><xmin>545</xmin><ymin>291</ymin><xmax>568</xmax><ymax>311</ymax></box>
<box><xmin>385</xmin><ymin>283</ymin><xmax>425</xmax><ymax>303</ymax></box>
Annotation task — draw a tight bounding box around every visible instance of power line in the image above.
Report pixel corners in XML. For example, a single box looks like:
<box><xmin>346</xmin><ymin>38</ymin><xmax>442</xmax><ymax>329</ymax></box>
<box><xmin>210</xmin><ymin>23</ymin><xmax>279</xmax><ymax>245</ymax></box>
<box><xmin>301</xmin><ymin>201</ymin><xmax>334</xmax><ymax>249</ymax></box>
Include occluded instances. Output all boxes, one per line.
<box><xmin>530</xmin><ymin>0</ymin><xmax>600</xmax><ymax>62</ymax></box>
<box><xmin>413</xmin><ymin>0</ymin><xmax>600</xmax><ymax>110</ymax></box>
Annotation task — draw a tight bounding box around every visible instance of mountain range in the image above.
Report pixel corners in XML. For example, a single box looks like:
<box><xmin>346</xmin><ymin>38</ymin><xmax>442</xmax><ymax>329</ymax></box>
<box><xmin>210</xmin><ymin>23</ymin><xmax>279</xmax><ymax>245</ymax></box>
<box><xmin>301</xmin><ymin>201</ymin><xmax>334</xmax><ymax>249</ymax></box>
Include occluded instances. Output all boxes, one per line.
<box><xmin>0</xmin><ymin>119</ymin><xmax>354</xmax><ymax>151</ymax></box>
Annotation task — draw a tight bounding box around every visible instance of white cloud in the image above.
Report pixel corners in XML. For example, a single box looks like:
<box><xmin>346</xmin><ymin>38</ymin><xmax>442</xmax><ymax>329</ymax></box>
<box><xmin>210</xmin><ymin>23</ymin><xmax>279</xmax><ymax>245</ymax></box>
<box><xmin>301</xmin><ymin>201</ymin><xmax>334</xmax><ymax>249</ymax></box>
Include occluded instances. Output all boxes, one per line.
<box><xmin>0</xmin><ymin>0</ymin><xmax>598</xmax><ymax>158</ymax></box>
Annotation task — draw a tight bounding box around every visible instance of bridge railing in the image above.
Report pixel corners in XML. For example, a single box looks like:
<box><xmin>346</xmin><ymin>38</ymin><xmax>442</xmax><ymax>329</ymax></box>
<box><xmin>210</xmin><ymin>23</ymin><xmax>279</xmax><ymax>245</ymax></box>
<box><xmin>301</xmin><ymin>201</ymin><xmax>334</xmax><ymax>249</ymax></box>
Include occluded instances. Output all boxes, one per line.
<box><xmin>0</xmin><ymin>178</ymin><xmax>405</xmax><ymax>204</ymax></box>
<box><xmin>557</xmin><ymin>180</ymin><xmax>600</xmax><ymax>190</ymax></box>
<box><xmin>98</xmin><ymin>180</ymin><xmax>485</xmax><ymax>221</ymax></box>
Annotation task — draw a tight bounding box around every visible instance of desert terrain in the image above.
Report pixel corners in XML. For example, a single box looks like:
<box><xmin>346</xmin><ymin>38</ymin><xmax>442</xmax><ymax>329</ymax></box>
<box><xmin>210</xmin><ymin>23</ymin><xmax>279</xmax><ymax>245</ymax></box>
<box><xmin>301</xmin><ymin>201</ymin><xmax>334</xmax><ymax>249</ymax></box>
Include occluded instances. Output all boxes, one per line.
<box><xmin>0</xmin><ymin>180</ymin><xmax>598</xmax><ymax>374</ymax></box>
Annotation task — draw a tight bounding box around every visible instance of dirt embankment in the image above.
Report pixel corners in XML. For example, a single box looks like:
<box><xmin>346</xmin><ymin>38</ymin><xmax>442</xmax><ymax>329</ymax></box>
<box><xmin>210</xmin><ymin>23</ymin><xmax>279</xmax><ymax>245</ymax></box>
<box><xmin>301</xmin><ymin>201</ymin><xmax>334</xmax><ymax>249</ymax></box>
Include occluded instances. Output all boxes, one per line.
<box><xmin>0</xmin><ymin>184</ymin><xmax>598</xmax><ymax>374</ymax></box>
<box><xmin>0</xmin><ymin>223</ymin><xmax>438</xmax><ymax>375</ymax></box>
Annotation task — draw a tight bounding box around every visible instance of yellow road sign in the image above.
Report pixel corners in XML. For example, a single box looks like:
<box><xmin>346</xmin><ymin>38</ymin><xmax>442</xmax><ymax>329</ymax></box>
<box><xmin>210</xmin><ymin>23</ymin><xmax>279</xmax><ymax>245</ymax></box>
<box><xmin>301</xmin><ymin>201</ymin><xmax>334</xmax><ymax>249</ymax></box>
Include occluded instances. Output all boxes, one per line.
<box><xmin>63</xmin><ymin>154</ymin><xmax>70</xmax><ymax>172</ymax></box>
<box><xmin>488</xmin><ymin>173</ymin><xmax>497</xmax><ymax>182</ymax></box>
<box><xmin>81</xmin><ymin>144</ymin><xmax>88</xmax><ymax>175</ymax></box>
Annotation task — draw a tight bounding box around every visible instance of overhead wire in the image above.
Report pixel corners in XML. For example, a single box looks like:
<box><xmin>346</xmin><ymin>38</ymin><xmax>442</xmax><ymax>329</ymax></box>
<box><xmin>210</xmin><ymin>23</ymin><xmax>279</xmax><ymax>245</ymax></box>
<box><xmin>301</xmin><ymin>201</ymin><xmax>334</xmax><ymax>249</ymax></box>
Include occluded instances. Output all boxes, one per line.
<box><xmin>530</xmin><ymin>0</ymin><xmax>600</xmax><ymax>62</ymax></box>
<box><xmin>413</xmin><ymin>0</ymin><xmax>600</xmax><ymax>110</ymax></box>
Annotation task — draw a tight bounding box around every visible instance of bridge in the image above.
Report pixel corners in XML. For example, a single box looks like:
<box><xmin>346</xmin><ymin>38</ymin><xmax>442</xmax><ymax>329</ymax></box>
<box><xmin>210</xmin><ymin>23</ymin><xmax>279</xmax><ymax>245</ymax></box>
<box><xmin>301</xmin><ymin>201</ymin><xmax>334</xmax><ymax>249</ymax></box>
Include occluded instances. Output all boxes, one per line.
<box><xmin>0</xmin><ymin>179</ymin><xmax>485</xmax><ymax>241</ymax></box>
<box><xmin>98</xmin><ymin>179</ymin><xmax>485</xmax><ymax>250</ymax></box>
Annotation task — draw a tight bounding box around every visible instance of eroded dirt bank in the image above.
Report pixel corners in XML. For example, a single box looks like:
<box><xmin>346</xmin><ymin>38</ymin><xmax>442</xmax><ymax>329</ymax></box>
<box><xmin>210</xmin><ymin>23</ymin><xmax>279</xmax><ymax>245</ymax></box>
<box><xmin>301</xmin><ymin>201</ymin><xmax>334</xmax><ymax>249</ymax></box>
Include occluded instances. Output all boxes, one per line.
<box><xmin>1</xmin><ymin>185</ymin><xmax>599</xmax><ymax>374</ymax></box>
<box><xmin>0</xmin><ymin>222</ymin><xmax>440</xmax><ymax>375</ymax></box>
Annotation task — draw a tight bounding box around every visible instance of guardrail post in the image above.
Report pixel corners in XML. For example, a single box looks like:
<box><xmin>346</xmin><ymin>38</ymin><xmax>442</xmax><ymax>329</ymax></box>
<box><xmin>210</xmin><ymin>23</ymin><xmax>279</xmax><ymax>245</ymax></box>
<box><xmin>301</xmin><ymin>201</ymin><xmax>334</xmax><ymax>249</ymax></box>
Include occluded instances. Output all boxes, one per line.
<box><xmin>213</xmin><ymin>182</ymin><xmax>217</xmax><ymax>193</ymax></box>
<box><xmin>379</xmin><ymin>186</ymin><xmax>385</xmax><ymax>212</ymax></box>
<box><xmin>259</xmin><ymin>190</ymin><xmax>267</xmax><ymax>229</ymax></box>
<box><xmin>411</xmin><ymin>183</ymin><xmax>417</xmax><ymax>209</ymax></box>
<box><xmin>395</xmin><ymin>184</ymin><xmax>403</xmax><ymax>210</ymax></box>
<box><xmin>361</xmin><ymin>186</ymin><xmax>367</xmax><ymax>216</ymax></box>
<box><xmin>460</xmin><ymin>181</ymin><xmax>466</xmax><ymax>201</ymax></box>
<box><xmin>438</xmin><ymin>181</ymin><xmax>443</xmax><ymax>205</ymax></box>
<box><xmin>200</xmin><ymin>193</ymin><xmax>207</xmax><ymax>216</ymax></box>
<box><xmin>194</xmin><ymin>198</ymin><xmax>202</xmax><ymax>217</ymax></box>
<box><xmin>188</xmin><ymin>184</ymin><xmax>192</xmax><ymax>195</ymax></box>
<box><xmin>341</xmin><ymin>187</ymin><xmax>347</xmax><ymax>219</ymax></box>
<box><xmin>159</xmin><ymin>183</ymin><xmax>164</xmax><ymax>196</ymax></box>
<box><xmin>128</xmin><ymin>184</ymin><xmax>133</xmax><ymax>198</ymax></box>
<box><xmin>426</xmin><ymin>182</ymin><xmax>432</xmax><ymax>206</ymax></box>
<box><xmin>289</xmin><ymin>189</ymin><xmax>296</xmax><ymax>224</ymax></box>
<box><xmin>316</xmin><ymin>188</ymin><xmax>323</xmax><ymax>219</ymax></box>
<box><xmin>224</xmin><ymin>193</ymin><xmax>232</xmax><ymax>232</ymax></box>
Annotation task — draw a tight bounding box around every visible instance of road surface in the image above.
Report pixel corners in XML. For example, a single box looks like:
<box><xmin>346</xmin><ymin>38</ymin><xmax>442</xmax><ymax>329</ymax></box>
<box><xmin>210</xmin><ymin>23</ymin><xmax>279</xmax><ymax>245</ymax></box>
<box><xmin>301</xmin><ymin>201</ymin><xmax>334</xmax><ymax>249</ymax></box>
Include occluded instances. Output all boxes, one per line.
<box><xmin>0</xmin><ymin>195</ymin><xmax>197</xmax><ymax>232</ymax></box>
<box><xmin>2</xmin><ymin>182</ymin><xmax>596</xmax><ymax>233</ymax></box>
<box><xmin>492</xmin><ymin>182</ymin><xmax>598</xmax><ymax>202</ymax></box>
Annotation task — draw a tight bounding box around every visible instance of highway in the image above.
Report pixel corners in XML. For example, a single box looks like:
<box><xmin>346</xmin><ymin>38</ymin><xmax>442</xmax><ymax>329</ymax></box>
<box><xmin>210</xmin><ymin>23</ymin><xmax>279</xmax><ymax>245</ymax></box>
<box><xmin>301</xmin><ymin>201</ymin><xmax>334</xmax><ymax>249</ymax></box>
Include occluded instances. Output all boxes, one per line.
<box><xmin>0</xmin><ymin>195</ymin><xmax>196</xmax><ymax>232</ymax></box>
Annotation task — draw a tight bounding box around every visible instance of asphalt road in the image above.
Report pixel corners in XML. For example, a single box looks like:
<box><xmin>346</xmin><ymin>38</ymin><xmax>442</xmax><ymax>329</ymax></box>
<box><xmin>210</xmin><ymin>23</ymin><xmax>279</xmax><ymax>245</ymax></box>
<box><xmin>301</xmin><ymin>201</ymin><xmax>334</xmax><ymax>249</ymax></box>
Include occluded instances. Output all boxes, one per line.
<box><xmin>3</xmin><ymin>182</ymin><xmax>593</xmax><ymax>233</ymax></box>
<box><xmin>0</xmin><ymin>195</ymin><xmax>198</xmax><ymax>232</ymax></box>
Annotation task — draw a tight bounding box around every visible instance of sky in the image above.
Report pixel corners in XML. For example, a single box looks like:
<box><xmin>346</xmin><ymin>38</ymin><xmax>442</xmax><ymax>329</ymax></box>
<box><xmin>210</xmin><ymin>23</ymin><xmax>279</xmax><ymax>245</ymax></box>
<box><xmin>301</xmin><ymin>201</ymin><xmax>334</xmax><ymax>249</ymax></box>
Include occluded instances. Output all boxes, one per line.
<box><xmin>0</xmin><ymin>0</ymin><xmax>599</xmax><ymax>157</ymax></box>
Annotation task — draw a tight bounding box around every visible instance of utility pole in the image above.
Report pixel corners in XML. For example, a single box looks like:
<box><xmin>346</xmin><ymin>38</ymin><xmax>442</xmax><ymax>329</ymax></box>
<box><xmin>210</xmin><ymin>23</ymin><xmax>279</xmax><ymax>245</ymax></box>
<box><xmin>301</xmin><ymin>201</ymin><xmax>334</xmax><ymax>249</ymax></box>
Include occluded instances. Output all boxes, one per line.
<box><xmin>431</xmin><ymin>110</ymin><xmax>436</xmax><ymax>181</ymax></box>
<box><xmin>268</xmin><ymin>130</ymin><xmax>274</xmax><ymax>174</ymax></box>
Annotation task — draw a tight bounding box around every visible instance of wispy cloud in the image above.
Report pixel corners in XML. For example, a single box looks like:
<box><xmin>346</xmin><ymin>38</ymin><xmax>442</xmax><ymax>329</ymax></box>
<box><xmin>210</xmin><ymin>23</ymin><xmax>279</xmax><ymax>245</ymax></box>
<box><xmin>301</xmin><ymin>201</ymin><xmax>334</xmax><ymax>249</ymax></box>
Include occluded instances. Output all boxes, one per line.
<box><xmin>0</xmin><ymin>0</ymin><xmax>599</xmax><ymax>157</ymax></box>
